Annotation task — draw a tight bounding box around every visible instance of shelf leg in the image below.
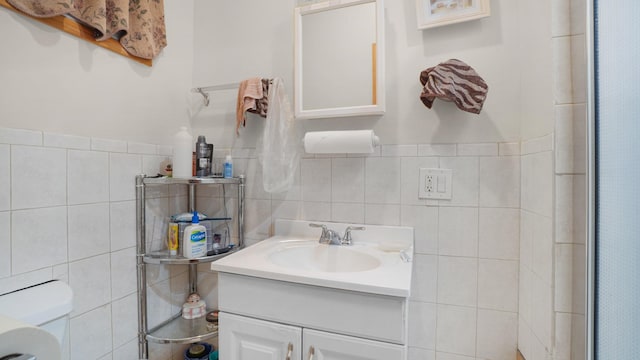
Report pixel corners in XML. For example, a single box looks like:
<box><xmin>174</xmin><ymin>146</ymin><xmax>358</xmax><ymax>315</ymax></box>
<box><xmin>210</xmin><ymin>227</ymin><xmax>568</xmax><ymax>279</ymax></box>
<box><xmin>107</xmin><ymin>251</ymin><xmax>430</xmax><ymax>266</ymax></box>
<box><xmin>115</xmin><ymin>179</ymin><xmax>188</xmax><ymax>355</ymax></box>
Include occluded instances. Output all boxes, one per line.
<box><xmin>239</xmin><ymin>175</ymin><xmax>245</xmax><ymax>249</ymax></box>
<box><xmin>136</xmin><ymin>175</ymin><xmax>149</xmax><ymax>359</ymax></box>
<box><xmin>189</xmin><ymin>263</ymin><xmax>198</xmax><ymax>294</ymax></box>
<box><xmin>189</xmin><ymin>183</ymin><xmax>196</xmax><ymax>213</ymax></box>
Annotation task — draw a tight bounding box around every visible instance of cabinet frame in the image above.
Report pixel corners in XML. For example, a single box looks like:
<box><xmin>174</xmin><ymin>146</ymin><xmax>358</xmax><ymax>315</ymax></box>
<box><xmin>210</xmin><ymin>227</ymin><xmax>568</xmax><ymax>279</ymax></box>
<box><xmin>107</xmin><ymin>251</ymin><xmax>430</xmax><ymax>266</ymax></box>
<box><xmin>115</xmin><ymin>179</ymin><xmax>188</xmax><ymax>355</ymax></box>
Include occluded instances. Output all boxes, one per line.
<box><xmin>136</xmin><ymin>174</ymin><xmax>246</xmax><ymax>359</ymax></box>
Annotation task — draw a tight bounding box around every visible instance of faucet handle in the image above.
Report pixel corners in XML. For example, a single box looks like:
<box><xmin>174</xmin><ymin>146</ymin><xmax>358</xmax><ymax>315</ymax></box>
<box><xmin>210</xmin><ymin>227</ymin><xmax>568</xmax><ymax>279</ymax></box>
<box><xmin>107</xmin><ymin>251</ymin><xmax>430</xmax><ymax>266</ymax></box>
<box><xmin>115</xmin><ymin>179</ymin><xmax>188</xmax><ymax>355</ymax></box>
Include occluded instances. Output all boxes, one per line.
<box><xmin>342</xmin><ymin>226</ymin><xmax>365</xmax><ymax>245</ymax></box>
<box><xmin>309</xmin><ymin>223</ymin><xmax>329</xmax><ymax>241</ymax></box>
<box><xmin>309</xmin><ymin>223</ymin><xmax>328</xmax><ymax>231</ymax></box>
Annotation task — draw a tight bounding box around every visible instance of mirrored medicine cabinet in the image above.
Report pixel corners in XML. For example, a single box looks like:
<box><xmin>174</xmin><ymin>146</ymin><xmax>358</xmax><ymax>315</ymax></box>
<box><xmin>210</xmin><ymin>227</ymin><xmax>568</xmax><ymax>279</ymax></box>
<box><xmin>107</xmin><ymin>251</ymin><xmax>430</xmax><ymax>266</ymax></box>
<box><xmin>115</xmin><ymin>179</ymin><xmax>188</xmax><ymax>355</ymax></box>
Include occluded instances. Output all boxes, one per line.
<box><xmin>294</xmin><ymin>0</ymin><xmax>385</xmax><ymax>119</ymax></box>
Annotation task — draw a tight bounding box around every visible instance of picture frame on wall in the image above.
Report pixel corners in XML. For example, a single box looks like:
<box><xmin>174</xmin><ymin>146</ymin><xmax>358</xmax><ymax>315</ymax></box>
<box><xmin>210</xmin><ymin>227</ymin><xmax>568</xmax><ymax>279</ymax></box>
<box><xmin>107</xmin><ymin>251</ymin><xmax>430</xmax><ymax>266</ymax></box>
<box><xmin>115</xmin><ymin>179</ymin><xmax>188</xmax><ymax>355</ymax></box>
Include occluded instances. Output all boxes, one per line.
<box><xmin>416</xmin><ymin>0</ymin><xmax>490</xmax><ymax>30</ymax></box>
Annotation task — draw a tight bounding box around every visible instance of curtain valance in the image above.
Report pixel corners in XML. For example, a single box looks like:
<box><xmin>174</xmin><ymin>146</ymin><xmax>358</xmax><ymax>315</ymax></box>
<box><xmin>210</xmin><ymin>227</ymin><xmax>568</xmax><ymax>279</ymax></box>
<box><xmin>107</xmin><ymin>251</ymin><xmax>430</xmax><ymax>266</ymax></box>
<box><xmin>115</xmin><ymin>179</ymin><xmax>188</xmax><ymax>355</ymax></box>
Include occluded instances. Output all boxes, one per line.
<box><xmin>8</xmin><ymin>0</ymin><xmax>166</xmax><ymax>59</ymax></box>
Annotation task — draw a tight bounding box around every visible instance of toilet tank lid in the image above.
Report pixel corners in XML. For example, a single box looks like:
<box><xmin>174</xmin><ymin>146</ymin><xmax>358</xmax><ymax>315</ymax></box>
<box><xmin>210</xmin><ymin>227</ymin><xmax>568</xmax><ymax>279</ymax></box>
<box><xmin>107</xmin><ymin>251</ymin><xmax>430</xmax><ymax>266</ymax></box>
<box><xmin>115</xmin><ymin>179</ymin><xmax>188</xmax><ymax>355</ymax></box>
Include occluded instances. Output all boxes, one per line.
<box><xmin>0</xmin><ymin>281</ymin><xmax>73</xmax><ymax>325</ymax></box>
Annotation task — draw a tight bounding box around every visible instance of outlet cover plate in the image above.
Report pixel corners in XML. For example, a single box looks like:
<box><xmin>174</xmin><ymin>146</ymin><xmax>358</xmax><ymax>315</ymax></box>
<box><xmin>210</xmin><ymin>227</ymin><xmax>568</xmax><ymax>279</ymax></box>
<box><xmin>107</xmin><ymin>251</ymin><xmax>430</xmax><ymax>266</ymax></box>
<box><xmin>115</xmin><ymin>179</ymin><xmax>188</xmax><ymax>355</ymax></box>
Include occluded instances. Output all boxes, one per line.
<box><xmin>419</xmin><ymin>168</ymin><xmax>452</xmax><ymax>199</ymax></box>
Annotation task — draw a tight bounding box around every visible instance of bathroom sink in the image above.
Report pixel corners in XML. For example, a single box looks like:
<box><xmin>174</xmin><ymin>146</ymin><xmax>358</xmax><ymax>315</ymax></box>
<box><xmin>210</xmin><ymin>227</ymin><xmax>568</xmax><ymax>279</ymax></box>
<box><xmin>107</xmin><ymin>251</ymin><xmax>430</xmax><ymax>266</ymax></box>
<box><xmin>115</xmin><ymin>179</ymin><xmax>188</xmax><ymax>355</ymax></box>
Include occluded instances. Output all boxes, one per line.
<box><xmin>211</xmin><ymin>219</ymin><xmax>414</xmax><ymax>297</ymax></box>
<box><xmin>268</xmin><ymin>243</ymin><xmax>381</xmax><ymax>273</ymax></box>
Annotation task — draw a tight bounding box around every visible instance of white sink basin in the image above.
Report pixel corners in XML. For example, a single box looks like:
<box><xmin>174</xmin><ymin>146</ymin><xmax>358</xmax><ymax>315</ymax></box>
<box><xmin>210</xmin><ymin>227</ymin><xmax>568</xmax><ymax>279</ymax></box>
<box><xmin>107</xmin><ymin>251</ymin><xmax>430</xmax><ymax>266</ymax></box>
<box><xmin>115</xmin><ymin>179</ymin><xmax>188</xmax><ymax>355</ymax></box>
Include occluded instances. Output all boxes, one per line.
<box><xmin>268</xmin><ymin>243</ymin><xmax>381</xmax><ymax>273</ymax></box>
<box><xmin>211</xmin><ymin>220</ymin><xmax>414</xmax><ymax>297</ymax></box>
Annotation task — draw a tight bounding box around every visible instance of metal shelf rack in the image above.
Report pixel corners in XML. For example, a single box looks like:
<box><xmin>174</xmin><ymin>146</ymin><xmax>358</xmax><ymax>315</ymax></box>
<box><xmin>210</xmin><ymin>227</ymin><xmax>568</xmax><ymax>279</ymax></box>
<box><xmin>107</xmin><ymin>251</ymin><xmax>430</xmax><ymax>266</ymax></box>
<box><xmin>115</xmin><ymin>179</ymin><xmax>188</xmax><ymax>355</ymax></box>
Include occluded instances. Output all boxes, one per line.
<box><xmin>135</xmin><ymin>174</ymin><xmax>245</xmax><ymax>359</ymax></box>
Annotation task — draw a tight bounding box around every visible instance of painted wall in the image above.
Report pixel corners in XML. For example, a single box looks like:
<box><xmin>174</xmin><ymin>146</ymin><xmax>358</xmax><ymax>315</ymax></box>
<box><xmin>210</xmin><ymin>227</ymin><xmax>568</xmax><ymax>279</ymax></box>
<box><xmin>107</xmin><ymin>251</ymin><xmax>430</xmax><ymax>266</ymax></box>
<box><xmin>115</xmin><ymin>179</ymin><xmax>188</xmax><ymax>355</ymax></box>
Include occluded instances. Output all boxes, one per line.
<box><xmin>191</xmin><ymin>0</ymin><xmax>523</xmax><ymax>148</ymax></box>
<box><xmin>0</xmin><ymin>1</ymin><xmax>195</xmax><ymax>145</ymax></box>
<box><xmin>190</xmin><ymin>1</ymin><xmax>536</xmax><ymax>360</ymax></box>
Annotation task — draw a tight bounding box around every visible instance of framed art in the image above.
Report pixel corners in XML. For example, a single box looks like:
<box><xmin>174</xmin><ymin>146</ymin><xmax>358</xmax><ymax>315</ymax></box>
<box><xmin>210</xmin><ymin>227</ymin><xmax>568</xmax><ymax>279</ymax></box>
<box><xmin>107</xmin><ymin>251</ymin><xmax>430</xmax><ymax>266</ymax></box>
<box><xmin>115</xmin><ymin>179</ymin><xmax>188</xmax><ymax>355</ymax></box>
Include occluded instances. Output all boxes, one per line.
<box><xmin>416</xmin><ymin>0</ymin><xmax>490</xmax><ymax>30</ymax></box>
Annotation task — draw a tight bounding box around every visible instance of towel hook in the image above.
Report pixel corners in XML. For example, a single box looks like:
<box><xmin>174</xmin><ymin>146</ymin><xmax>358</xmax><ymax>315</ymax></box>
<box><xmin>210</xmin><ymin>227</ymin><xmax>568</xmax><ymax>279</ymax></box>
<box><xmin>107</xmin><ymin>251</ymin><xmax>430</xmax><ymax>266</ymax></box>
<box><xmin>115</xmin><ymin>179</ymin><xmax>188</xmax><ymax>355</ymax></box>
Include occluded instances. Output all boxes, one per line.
<box><xmin>195</xmin><ymin>88</ymin><xmax>210</xmax><ymax>106</ymax></box>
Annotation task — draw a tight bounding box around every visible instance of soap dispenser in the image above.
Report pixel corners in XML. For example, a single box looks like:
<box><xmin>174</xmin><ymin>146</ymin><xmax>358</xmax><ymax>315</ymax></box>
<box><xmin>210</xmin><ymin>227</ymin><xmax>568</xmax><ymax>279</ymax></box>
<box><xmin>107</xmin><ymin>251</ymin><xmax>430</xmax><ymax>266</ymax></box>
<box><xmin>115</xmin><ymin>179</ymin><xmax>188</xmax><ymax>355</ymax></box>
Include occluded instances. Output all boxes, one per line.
<box><xmin>182</xmin><ymin>211</ymin><xmax>207</xmax><ymax>258</ymax></box>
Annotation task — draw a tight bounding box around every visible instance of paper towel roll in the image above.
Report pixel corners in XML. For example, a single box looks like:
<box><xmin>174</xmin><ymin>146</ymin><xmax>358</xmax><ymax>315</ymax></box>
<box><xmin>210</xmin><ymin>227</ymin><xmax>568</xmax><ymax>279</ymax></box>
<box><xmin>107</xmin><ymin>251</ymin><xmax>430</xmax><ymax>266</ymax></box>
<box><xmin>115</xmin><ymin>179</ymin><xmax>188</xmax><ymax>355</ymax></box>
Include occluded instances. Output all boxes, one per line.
<box><xmin>303</xmin><ymin>130</ymin><xmax>380</xmax><ymax>154</ymax></box>
<box><xmin>0</xmin><ymin>315</ymin><xmax>61</xmax><ymax>360</ymax></box>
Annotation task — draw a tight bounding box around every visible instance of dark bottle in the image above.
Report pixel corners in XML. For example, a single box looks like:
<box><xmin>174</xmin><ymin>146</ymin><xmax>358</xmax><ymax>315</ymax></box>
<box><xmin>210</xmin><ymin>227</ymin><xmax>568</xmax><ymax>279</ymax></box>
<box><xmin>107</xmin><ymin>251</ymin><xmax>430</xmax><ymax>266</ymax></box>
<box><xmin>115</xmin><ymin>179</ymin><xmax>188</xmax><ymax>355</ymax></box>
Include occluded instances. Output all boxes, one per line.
<box><xmin>195</xmin><ymin>135</ymin><xmax>213</xmax><ymax>177</ymax></box>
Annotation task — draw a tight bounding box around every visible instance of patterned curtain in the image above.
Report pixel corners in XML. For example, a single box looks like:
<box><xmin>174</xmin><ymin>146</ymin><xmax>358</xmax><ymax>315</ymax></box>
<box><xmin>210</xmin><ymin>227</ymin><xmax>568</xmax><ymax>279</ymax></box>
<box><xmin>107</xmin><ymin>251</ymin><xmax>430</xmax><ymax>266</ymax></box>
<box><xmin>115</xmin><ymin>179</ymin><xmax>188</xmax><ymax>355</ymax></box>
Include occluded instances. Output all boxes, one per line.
<box><xmin>7</xmin><ymin>0</ymin><xmax>167</xmax><ymax>59</ymax></box>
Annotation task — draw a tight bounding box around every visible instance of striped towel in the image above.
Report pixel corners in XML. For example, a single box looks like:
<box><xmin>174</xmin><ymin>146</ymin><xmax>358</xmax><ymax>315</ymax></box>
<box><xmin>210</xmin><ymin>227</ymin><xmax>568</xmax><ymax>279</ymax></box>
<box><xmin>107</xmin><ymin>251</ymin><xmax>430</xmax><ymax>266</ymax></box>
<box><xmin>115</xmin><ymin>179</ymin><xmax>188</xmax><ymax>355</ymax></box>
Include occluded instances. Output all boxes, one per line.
<box><xmin>419</xmin><ymin>59</ymin><xmax>488</xmax><ymax>114</ymax></box>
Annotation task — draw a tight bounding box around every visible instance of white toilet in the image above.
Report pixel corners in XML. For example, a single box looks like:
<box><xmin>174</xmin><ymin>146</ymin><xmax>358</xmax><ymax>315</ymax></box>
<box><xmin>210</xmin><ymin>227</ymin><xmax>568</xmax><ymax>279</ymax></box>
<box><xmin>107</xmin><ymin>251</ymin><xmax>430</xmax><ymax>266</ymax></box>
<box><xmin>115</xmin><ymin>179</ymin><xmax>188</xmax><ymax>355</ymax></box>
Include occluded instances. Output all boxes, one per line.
<box><xmin>0</xmin><ymin>281</ymin><xmax>73</xmax><ymax>360</ymax></box>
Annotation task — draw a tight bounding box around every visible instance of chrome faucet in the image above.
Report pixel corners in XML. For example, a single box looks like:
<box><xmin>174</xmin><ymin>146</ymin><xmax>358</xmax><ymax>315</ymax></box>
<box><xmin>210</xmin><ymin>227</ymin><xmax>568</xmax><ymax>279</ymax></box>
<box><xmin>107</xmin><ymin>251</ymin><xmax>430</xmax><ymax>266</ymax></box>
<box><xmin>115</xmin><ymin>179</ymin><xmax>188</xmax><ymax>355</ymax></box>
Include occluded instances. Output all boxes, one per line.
<box><xmin>309</xmin><ymin>223</ymin><xmax>365</xmax><ymax>245</ymax></box>
<box><xmin>341</xmin><ymin>226</ymin><xmax>365</xmax><ymax>245</ymax></box>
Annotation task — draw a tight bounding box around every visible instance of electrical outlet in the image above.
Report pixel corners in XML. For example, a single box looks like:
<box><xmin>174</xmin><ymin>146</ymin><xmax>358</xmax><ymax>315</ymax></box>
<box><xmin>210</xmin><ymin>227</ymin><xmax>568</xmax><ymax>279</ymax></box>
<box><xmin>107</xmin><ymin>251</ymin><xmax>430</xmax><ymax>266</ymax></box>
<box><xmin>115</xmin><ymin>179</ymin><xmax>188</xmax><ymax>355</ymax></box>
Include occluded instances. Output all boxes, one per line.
<box><xmin>419</xmin><ymin>168</ymin><xmax>452</xmax><ymax>199</ymax></box>
<box><xmin>425</xmin><ymin>175</ymin><xmax>434</xmax><ymax>192</ymax></box>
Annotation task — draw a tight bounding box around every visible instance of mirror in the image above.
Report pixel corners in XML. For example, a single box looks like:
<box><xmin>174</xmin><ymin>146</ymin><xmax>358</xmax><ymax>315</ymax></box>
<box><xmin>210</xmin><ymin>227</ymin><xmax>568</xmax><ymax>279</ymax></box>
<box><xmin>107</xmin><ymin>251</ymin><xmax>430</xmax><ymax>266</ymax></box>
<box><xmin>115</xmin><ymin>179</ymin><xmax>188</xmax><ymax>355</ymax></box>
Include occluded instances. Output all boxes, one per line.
<box><xmin>294</xmin><ymin>0</ymin><xmax>385</xmax><ymax>119</ymax></box>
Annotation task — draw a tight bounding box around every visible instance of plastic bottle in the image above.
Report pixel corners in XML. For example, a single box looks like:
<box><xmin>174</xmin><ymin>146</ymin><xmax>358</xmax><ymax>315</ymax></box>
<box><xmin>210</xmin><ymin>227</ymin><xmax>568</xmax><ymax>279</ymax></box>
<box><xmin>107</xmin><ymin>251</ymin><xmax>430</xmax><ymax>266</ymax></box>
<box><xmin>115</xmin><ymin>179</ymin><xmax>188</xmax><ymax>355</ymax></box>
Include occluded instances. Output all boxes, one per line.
<box><xmin>183</xmin><ymin>211</ymin><xmax>207</xmax><ymax>258</ymax></box>
<box><xmin>195</xmin><ymin>135</ymin><xmax>212</xmax><ymax>177</ymax></box>
<box><xmin>173</xmin><ymin>127</ymin><xmax>193</xmax><ymax>178</ymax></box>
<box><xmin>223</xmin><ymin>154</ymin><xmax>233</xmax><ymax>178</ymax></box>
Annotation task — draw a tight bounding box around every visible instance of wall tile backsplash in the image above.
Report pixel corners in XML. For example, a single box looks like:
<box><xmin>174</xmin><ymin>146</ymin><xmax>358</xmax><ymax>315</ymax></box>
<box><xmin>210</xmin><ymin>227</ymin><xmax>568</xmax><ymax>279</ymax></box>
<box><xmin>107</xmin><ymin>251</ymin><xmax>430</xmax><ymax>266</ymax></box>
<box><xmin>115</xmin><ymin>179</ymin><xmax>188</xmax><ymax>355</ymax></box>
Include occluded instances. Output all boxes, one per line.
<box><xmin>0</xmin><ymin>126</ymin><xmax>521</xmax><ymax>359</ymax></box>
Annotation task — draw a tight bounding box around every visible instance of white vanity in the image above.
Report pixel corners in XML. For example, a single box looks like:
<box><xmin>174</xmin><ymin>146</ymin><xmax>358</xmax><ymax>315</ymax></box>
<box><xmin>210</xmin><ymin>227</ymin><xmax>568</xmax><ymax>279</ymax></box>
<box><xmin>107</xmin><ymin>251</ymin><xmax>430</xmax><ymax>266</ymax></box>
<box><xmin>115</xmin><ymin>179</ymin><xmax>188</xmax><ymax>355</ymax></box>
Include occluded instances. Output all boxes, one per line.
<box><xmin>211</xmin><ymin>219</ymin><xmax>413</xmax><ymax>360</ymax></box>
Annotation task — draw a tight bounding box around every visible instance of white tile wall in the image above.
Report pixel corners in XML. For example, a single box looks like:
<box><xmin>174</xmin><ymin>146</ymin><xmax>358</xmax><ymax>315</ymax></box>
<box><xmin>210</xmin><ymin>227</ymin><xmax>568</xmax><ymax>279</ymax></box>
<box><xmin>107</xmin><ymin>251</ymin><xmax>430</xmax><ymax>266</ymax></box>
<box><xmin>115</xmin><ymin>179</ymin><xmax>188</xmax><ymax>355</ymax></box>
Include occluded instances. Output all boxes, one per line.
<box><xmin>437</xmin><ymin>256</ymin><xmax>478</xmax><ymax>307</ymax></box>
<box><xmin>438</xmin><ymin>157</ymin><xmax>479</xmax><ymax>207</ymax></box>
<box><xmin>477</xmin><ymin>259</ymin><xmax>519</xmax><ymax>312</ymax></box>
<box><xmin>0</xmin><ymin>126</ymin><xmax>528</xmax><ymax>359</ymax></box>
<box><xmin>68</xmin><ymin>203</ymin><xmax>110</xmax><ymax>261</ymax></box>
<box><xmin>401</xmin><ymin>205</ymin><xmax>438</xmax><ymax>255</ymax></box>
<box><xmin>44</xmin><ymin>133</ymin><xmax>91</xmax><ymax>150</ymax></box>
<box><xmin>365</xmin><ymin>203</ymin><xmax>400</xmax><ymax>226</ymax></box>
<box><xmin>0</xmin><ymin>128</ymin><xmax>42</xmax><ymax>146</ymax></box>
<box><xmin>0</xmin><ymin>212</ymin><xmax>9</xmax><ymax>278</ymax></box>
<box><xmin>301</xmin><ymin>158</ymin><xmax>331</xmax><ymax>202</ymax></box>
<box><xmin>11</xmin><ymin>146</ymin><xmax>67</xmax><ymax>209</ymax></box>
<box><xmin>365</xmin><ymin>157</ymin><xmax>401</xmax><ymax>204</ymax></box>
<box><xmin>408</xmin><ymin>301</ymin><xmax>437</xmax><ymax>350</ymax></box>
<box><xmin>479</xmin><ymin>156</ymin><xmax>521</xmax><ymax>208</ymax></box>
<box><xmin>111</xmin><ymin>293</ymin><xmax>138</xmax><ymax>349</ymax></box>
<box><xmin>438</xmin><ymin>207</ymin><xmax>478</xmax><ymax>257</ymax></box>
<box><xmin>109</xmin><ymin>153</ymin><xmax>142</xmax><ymax>202</ymax></box>
<box><xmin>0</xmin><ymin>145</ymin><xmax>10</xmax><ymax>211</ymax></box>
<box><xmin>331</xmin><ymin>202</ymin><xmax>364</xmax><ymax>224</ymax></box>
<box><xmin>70</xmin><ymin>305</ymin><xmax>113</xmax><ymax>360</ymax></box>
<box><xmin>476</xmin><ymin>309</ymin><xmax>518</xmax><ymax>360</ymax></box>
<box><xmin>479</xmin><ymin>208</ymin><xmax>520</xmax><ymax>260</ymax></box>
<box><xmin>110</xmin><ymin>247</ymin><xmax>137</xmax><ymax>300</ymax></box>
<box><xmin>331</xmin><ymin>158</ymin><xmax>365</xmax><ymax>203</ymax></box>
<box><xmin>68</xmin><ymin>150</ymin><xmax>110</xmax><ymax>205</ymax></box>
<box><xmin>411</xmin><ymin>254</ymin><xmax>438</xmax><ymax>303</ymax></box>
<box><xmin>69</xmin><ymin>254</ymin><xmax>111</xmax><ymax>317</ymax></box>
<box><xmin>110</xmin><ymin>201</ymin><xmax>137</xmax><ymax>251</ymax></box>
<box><xmin>436</xmin><ymin>304</ymin><xmax>477</xmax><ymax>357</ymax></box>
<box><xmin>12</xmin><ymin>206</ymin><xmax>68</xmax><ymax>274</ymax></box>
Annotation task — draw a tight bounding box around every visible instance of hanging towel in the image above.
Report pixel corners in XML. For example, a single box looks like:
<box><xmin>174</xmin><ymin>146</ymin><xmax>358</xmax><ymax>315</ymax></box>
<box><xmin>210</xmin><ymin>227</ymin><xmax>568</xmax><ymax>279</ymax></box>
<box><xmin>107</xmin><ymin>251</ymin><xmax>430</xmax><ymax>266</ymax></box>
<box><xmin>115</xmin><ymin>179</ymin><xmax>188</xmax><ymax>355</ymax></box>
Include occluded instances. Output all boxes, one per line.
<box><xmin>236</xmin><ymin>77</ymin><xmax>264</xmax><ymax>135</ymax></box>
<box><xmin>247</xmin><ymin>78</ymin><xmax>271</xmax><ymax>118</ymax></box>
<box><xmin>256</xmin><ymin>78</ymin><xmax>302</xmax><ymax>194</ymax></box>
<box><xmin>419</xmin><ymin>59</ymin><xmax>488</xmax><ymax>114</ymax></box>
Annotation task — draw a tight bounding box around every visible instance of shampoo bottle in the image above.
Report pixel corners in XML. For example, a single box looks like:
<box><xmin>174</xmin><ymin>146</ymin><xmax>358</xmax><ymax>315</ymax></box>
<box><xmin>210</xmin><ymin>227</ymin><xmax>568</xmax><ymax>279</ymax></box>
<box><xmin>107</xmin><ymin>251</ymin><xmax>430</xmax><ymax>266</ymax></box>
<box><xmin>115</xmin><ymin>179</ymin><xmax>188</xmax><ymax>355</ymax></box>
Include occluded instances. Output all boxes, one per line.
<box><xmin>183</xmin><ymin>211</ymin><xmax>207</xmax><ymax>258</ymax></box>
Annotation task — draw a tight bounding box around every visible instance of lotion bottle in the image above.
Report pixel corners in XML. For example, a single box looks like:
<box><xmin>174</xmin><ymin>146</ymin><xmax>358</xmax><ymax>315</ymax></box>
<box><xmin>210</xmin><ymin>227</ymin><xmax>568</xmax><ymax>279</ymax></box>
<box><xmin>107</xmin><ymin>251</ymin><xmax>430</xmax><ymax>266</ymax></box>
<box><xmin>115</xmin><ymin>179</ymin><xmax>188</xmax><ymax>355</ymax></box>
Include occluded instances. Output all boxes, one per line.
<box><xmin>183</xmin><ymin>211</ymin><xmax>207</xmax><ymax>258</ymax></box>
<box><xmin>173</xmin><ymin>127</ymin><xmax>193</xmax><ymax>178</ymax></box>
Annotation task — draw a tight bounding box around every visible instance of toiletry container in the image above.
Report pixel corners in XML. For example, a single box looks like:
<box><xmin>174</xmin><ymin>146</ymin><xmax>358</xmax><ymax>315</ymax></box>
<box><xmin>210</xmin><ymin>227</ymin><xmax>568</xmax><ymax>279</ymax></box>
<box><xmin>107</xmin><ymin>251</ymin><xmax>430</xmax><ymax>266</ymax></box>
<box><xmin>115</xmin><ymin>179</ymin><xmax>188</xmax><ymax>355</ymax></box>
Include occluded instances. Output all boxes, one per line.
<box><xmin>173</xmin><ymin>126</ymin><xmax>193</xmax><ymax>178</ymax></box>
<box><xmin>223</xmin><ymin>155</ymin><xmax>233</xmax><ymax>178</ymax></box>
<box><xmin>195</xmin><ymin>136</ymin><xmax>213</xmax><ymax>177</ymax></box>
<box><xmin>0</xmin><ymin>281</ymin><xmax>73</xmax><ymax>359</ymax></box>
<box><xmin>183</xmin><ymin>211</ymin><xmax>207</xmax><ymax>258</ymax></box>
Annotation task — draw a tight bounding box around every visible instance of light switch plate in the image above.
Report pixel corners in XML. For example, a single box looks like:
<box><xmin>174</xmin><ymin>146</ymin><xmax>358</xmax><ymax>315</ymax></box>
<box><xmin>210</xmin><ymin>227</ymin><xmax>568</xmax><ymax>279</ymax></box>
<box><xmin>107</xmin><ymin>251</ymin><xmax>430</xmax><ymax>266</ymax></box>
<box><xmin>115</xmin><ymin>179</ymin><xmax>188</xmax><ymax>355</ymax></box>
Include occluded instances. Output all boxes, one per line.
<box><xmin>419</xmin><ymin>168</ymin><xmax>452</xmax><ymax>199</ymax></box>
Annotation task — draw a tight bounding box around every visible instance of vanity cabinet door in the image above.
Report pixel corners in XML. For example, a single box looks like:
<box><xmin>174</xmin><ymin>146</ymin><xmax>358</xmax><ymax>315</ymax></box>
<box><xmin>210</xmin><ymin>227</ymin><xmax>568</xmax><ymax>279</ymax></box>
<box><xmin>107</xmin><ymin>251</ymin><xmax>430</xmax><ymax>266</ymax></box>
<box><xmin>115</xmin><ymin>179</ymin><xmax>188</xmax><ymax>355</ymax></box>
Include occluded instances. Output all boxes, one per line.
<box><xmin>303</xmin><ymin>329</ymin><xmax>405</xmax><ymax>360</ymax></box>
<box><xmin>220</xmin><ymin>312</ymin><xmax>302</xmax><ymax>360</ymax></box>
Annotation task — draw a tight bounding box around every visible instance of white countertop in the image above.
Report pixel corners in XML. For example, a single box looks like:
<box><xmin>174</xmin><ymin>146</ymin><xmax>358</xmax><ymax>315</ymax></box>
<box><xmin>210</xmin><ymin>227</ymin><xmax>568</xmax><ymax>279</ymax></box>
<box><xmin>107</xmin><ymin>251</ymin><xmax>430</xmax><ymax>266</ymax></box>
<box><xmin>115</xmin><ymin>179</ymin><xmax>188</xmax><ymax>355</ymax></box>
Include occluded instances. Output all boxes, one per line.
<box><xmin>211</xmin><ymin>220</ymin><xmax>413</xmax><ymax>297</ymax></box>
